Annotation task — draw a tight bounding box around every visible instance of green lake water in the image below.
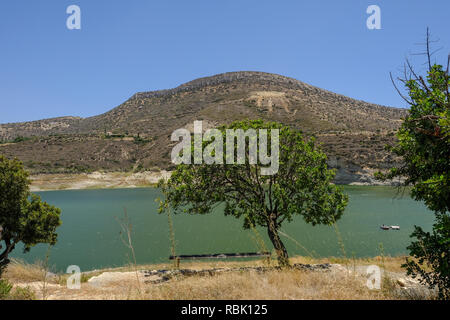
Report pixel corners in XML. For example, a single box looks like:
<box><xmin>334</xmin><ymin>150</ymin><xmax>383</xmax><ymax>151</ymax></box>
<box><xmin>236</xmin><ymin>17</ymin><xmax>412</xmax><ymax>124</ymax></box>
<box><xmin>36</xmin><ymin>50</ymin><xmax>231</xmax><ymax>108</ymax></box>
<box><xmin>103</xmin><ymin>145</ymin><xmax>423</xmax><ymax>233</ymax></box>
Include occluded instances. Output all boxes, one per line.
<box><xmin>11</xmin><ymin>186</ymin><xmax>435</xmax><ymax>272</ymax></box>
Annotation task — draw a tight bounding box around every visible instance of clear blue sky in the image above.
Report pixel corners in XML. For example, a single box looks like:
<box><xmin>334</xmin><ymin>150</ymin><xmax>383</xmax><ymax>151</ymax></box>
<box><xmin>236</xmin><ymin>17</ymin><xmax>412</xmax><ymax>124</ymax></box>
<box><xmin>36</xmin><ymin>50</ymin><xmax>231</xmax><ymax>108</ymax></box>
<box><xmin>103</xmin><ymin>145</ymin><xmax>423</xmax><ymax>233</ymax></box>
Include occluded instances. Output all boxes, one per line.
<box><xmin>0</xmin><ymin>0</ymin><xmax>449</xmax><ymax>123</ymax></box>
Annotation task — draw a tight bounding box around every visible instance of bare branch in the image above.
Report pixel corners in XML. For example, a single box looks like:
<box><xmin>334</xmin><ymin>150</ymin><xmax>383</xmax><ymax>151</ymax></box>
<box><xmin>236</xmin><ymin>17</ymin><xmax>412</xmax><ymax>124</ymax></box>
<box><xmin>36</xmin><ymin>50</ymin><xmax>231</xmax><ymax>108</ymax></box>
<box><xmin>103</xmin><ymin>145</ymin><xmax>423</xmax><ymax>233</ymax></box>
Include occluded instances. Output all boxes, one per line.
<box><xmin>406</xmin><ymin>58</ymin><xmax>421</xmax><ymax>81</ymax></box>
<box><xmin>446</xmin><ymin>55</ymin><xmax>450</xmax><ymax>102</ymax></box>
<box><xmin>447</xmin><ymin>54</ymin><xmax>450</xmax><ymax>75</ymax></box>
<box><xmin>390</xmin><ymin>72</ymin><xmax>413</xmax><ymax>105</ymax></box>
<box><xmin>426</xmin><ymin>27</ymin><xmax>432</xmax><ymax>71</ymax></box>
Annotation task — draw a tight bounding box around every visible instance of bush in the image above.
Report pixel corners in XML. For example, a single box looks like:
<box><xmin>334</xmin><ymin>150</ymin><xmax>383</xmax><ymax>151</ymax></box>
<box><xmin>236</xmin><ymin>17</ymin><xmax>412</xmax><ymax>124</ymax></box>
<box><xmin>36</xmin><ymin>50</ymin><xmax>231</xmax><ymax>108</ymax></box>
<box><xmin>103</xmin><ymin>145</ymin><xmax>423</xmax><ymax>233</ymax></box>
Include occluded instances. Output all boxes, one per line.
<box><xmin>403</xmin><ymin>213</ymin><xmax>450</xmax><ymax>300</ymax></box>
<box><xmin>12</xmin><ymin>136</ymin><xmax>30</xmax><ymax>143</ymax></box>
<box><xmin>8</xmin><ymin>286</ymin><xmax>35</xmax><ymax>300</ymax></box>
<box><xmin>0</xmin><ymin>280</ymin><xmax>35</xmax><ymax>300</ymax></box>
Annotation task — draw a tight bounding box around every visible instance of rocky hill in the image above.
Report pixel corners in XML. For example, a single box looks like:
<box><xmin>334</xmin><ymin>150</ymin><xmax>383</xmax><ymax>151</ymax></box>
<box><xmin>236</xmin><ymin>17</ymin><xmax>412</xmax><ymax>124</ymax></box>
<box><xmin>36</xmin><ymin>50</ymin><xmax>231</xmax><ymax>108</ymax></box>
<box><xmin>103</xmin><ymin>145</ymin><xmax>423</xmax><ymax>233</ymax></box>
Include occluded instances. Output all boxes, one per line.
<box><xmin>0</xmin><ymin>71</ymin><xmax>408</xmax><ymax>184</ymax></box>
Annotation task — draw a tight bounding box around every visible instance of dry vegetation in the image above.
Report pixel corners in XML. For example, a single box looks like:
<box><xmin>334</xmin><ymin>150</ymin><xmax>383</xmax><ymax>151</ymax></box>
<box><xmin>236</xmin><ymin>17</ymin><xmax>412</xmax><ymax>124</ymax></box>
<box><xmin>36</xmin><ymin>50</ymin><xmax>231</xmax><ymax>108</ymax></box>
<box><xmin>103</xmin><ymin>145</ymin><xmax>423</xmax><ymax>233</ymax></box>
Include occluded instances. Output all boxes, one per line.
<box><xmin>0</xmin><ymin>72</ymin><xmax>407</xmax><ymax>184</ymax></box>
<box><xmin>2</xmin><ymin>256</ymin><xmax>434</xmax><ymax>300</ymax></box>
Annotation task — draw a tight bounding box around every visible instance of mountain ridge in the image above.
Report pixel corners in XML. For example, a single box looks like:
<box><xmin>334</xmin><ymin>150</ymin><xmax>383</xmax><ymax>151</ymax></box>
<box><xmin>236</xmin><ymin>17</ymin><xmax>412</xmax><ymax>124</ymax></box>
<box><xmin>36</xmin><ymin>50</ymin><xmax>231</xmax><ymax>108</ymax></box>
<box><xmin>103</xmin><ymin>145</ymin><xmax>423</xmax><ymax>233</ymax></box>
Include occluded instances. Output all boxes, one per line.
<box><xmin>0</xmin><ymin>71</ymin><xmax>407</xmax><ymax>184</ymax></box>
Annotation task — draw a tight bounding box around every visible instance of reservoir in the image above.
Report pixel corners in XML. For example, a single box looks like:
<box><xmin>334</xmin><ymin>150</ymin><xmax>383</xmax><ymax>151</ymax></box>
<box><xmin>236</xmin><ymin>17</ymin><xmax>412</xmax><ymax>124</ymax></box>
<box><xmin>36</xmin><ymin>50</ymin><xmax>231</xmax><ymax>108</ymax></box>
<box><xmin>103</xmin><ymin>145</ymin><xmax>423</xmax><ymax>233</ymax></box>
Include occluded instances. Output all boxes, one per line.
<box><xmin>11</xmin><ymin>186</ymin><xmax>435</xmax><ymax>272</ymax></box>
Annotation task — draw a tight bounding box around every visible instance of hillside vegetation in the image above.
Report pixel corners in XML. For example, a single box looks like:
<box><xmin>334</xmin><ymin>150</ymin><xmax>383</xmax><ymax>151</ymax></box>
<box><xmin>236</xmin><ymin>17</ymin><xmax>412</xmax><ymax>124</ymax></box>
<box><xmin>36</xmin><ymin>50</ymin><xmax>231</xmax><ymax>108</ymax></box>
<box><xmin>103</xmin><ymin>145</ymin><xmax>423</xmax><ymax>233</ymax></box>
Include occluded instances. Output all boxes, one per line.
<box><xmin>0</xmin><ymin>72</ymin><xmax>407</xmax><ymax>183</ymax></box>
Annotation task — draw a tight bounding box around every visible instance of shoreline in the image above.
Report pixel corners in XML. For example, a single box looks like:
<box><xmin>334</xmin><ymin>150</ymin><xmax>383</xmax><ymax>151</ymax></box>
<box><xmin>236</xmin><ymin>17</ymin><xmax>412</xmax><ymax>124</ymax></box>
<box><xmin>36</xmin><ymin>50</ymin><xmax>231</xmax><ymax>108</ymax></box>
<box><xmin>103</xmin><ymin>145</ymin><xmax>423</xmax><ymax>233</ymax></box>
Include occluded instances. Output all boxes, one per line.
<box><xmin>11</xmin><ymin>254</ymin><xmax>410</xmax><ymax>275</ymax></box>
<box><xmin>29</xmin><ymin>171</ymin><xmax>172</xmax><ymax>192</ymax></box>
<box><xmin>29</xmin><ymin>170</ymin><xmax>400</xmax><ymax>192</ymax></box>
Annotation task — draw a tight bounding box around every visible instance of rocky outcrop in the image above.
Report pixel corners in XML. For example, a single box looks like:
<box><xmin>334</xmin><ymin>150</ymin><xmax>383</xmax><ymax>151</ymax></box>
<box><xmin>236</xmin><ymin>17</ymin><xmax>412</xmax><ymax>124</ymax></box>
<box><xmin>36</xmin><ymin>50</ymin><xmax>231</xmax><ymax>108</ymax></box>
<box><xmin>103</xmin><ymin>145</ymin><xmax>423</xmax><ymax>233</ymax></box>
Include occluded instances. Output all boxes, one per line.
<box><xmin>144</xmin><ymin>263</ymin><xmax>333</xmax><ymax>284</ymax></box>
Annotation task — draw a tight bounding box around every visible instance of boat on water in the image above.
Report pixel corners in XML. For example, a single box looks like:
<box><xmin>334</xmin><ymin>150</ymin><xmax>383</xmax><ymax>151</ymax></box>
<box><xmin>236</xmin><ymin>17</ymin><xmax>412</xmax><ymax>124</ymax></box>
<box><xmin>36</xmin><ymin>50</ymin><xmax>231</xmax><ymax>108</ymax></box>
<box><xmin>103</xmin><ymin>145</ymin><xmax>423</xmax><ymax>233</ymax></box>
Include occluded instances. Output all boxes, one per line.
<box><xmin>380</xmin><ymin>225</ymin><xmax>400</xmax><ymax>230</ymax></box>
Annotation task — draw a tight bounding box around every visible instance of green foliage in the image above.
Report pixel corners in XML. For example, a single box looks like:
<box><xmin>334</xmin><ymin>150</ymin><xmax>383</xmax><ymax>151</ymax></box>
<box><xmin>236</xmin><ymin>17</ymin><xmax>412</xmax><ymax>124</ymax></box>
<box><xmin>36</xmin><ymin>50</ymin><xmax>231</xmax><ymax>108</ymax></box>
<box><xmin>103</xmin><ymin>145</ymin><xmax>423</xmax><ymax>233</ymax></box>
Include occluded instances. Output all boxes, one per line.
<box><xmin>8</xmin><ymin>286</ymin><xmax>35</xmax><ymax>300</ymax></box>
<box><xmin>402</xmin><ymin>213</ymin><xmax>450</xmax><ymax>299</ymax></box>
<box><xmin>377</xmin><ymin>63</ymin><xmax>450</xmax><ymax>213</ymax></box>
<box><xmin>133</xmin><ymin>163</ymin><xmax>145</xmax><ymax>173</ymax></box>
<box><xmin>0</xmin><ymin>156</ymin><xmax>62</xmax><ymax>276</ymax></box>
<box><xmin>0</xmin><ymin>279</ymin><xmax>35</xmax><ymax>300</ymax></box>
<box><xmin>0</xmin><ymin>279</ymin><xmax>13</xmax><ymax>299</ymax></box>
<box><xmin>133</xmin><ymin>135</ymin><xmax>152</xmax><ymax>145</ymax></box>
<box><xmin>159</xmin><ymin>120</ymin><xmax>348</xmax><ymax>266</ymax></box>
<box><xmin>377</xmin><ymin>38</ymin><xmax>449</xmax><ymax>299</ymax></box>
<box><xmin>0</xmin><ymin>136</ymin><xmax>32</xmax><ymax>144</ymax></box>
<box><xmin>12</xmin><ymin>136</ymin><xmax>31</xmax><ymax>143</ymax></box>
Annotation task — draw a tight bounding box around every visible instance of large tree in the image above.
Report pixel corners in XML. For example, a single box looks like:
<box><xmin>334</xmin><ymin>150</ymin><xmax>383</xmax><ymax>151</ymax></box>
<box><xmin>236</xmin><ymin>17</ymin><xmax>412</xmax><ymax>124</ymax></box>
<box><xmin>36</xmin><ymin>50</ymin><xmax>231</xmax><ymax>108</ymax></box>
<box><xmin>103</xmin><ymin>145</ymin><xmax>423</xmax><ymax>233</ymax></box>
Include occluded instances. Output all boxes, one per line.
<box><xmin>159</xmin><ymin>120</ymin><xmax>348</xmax><ymax>266</ymax></box>
<box><xmin>377</xmin><ymin>31</ymin><xmax>449</xmax><ymax>299</ymax></box>
<box><xmin>0</xmin><ymin>155</ymin><xmax>61</xmax><ymax>276</ymax></box>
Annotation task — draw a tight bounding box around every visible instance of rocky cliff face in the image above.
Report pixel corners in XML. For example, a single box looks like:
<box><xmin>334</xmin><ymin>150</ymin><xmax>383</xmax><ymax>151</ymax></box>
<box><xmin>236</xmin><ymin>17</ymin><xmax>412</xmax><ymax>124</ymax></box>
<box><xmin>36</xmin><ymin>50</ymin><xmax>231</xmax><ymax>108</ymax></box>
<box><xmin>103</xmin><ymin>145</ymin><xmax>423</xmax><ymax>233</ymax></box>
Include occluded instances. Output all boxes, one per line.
<box><xmin>0</xmin><ymin>71</ymin><xmax>407</xmax><ymax>184</ymax></box>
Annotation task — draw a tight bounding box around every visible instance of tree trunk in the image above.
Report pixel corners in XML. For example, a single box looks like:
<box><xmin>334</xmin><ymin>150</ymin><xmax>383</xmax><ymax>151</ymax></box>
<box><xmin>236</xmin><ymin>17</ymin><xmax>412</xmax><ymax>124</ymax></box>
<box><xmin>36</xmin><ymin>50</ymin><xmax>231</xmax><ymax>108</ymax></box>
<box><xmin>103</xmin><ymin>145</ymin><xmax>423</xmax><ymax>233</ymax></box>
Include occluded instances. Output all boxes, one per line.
<box><xmin>0</xmin><ymin>237</ymin><xmax>15</xmax><ymax>276</ymax></box>
<box><xmin>267</xmin><ymin>215</ymin><xmax>289</xmax><ymax>267</ymax></box>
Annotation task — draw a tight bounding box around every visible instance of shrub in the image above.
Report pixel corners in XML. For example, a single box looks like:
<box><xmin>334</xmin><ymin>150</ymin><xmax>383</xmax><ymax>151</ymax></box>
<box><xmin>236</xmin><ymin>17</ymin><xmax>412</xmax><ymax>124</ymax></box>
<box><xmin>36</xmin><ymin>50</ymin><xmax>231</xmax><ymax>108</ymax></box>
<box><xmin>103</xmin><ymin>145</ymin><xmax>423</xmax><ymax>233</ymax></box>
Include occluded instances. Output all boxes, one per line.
<box><xmin>0</xmin><ymin>279</ymin><xmax>13</xmax><ymax>299</ymax></box>
<box><xmin>8</xmin><ymin>286</ymin><xmax>35</xmax><ymax>300</ymax></box>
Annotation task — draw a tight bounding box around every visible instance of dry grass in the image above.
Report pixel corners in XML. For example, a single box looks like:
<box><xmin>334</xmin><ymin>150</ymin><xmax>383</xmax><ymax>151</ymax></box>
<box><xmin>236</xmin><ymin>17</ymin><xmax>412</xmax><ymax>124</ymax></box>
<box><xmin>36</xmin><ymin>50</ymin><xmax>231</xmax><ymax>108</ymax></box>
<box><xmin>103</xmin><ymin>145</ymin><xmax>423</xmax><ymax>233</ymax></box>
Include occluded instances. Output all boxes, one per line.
<box><xmin>322</xmin><ymin>256</ymin><xmax>408</xmax><ymax>273</ymax></box>
<box><xmin>4</xmin><ymin>259</ymin><xmax>54</xmax><ymax>283</ymax></box>
<box><xmin>1</xmin><ymin>255</ymin><xmax>420</xmax><ymax>300</ymax></box>
<box><xmin>142</xmin><ymin>269</ymin><xmax>388</xmax><ymax>300</ymax></box>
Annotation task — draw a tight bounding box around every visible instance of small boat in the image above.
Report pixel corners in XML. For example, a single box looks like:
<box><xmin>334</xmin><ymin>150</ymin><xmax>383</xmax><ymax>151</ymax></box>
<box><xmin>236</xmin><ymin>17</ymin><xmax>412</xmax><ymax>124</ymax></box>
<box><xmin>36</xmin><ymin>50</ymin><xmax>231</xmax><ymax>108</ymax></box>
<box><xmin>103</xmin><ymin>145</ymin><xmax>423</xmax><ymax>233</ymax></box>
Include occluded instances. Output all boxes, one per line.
<box><xmin>391</xmin><ymin>226</ymin><xmax>400</xmax><ymax>230</ymax></box>
<box><xmin>380</xmin><ymin>225</ymin><xmax>390</xmax><ymax>230</ymax></box>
